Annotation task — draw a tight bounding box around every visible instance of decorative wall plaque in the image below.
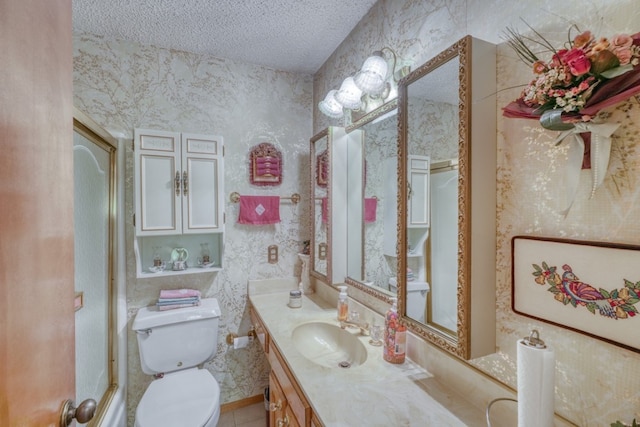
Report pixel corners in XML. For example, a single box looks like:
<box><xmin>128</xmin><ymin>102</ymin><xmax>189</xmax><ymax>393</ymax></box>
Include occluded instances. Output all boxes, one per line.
<box><xmin>250</xmin><ymin>142</ymin><xmax>282</xmax><ymax>186</ymax></box>
<box><xmin>512</xmin><ymin>235</ymin><xmax>640</xmax><ymax>353</ymax></box>
<box><xmin>316</xmin><ymin>149</ymin><xmax>328</xmax><ymax>188</ymax></box>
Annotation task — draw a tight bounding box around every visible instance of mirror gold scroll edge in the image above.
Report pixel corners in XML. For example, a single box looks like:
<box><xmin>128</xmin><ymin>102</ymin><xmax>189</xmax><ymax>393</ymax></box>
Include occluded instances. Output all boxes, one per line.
<box><xmin>397</xmin><ymin>35</ymin><xmax>497</xmax><ymax>361</ymax></box>
<box><xmin>345</xmin><ymin>98</ymin><xmax>398</xmax><ymax>134</ymax></box>
<box><xmin>310</xmin><ymin>128</ymin><xmax>329</xmax><ymax>285</ymax></box>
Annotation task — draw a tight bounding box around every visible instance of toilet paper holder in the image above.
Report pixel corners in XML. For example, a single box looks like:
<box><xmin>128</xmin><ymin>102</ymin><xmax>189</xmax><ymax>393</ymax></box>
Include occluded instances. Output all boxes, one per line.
<box><xmin>486</xmin><ymin>329</ymin><xmax>553</xmax><ymax>427</ymax></box>
<box><xmin>226</xmin><ymin>328</ymin><xmax>257</xmax><ymax>345</ymax></box>
<box><xmin>521</xmin><ymin>329</ymin><xmax>546</xmax><ymax>349</ymax></box>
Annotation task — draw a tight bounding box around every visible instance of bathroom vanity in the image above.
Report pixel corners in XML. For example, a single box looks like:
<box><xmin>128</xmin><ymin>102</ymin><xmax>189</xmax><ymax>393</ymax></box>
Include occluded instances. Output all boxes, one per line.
<box><xmin>248</xmin><ymin>282</ymin><xmax>494</xmax><ymax>426</ymax></box>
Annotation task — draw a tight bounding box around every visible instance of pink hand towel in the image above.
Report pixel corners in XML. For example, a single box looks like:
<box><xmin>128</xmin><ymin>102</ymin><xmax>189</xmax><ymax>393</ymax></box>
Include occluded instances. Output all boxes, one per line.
<box><xmin>159</xmin><ymin>289</ymin><xmax>201</xmax><ymax>299</ymax></box>
<box><xmin>364</xmin><ymin>197</ymin><xmax>377</xmax><ymax>223</ymax></box>
<box><xmin>238</xmin><ymin>195</ymin><xmax>281</xmax><ymax>225</ymax></box>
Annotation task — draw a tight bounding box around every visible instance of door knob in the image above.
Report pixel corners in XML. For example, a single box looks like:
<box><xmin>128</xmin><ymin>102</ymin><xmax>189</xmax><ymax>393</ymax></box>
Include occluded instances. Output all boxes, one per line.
<box><xmin>59</xmin><ymin>398</ymin><xmax>97</xmax><ymax>426</ymax></box>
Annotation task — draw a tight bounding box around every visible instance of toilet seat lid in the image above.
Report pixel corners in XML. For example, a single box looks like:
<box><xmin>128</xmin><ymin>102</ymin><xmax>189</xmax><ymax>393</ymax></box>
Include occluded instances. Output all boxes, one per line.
<box><xmin>137</xmin><ymin>369</ymin><xmax>220</xmax><ymax>427</ymax></box>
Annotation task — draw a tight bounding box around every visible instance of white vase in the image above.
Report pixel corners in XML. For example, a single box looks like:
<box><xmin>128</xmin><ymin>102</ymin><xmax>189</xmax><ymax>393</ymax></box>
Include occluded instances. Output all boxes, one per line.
<box><xmin>298</xmin><ymin>253</ymin><xmax>312</xmax><ymax>294</ymax></box>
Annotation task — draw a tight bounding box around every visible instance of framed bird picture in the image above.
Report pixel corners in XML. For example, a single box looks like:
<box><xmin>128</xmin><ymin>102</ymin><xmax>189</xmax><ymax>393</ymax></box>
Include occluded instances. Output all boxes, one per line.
<box><xmin>512</xmin><ymin>235</ymin><xmax>640</xmax><ymax>353</ymax></box>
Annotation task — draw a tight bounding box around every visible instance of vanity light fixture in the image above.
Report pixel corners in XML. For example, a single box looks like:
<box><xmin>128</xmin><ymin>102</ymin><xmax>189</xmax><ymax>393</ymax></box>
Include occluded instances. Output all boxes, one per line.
<box><xmin>353</xmin><ymin>51</ymin><xmax>388</xmax><ymax>95</ymax></box>
<box><xmin>334</xmin><ymin>76</ymin><xmax>364</xmax><ymax>110</ymax></box>
<box><xmin>318</xmin><ymin>90</ymin><xmax>344</xmax><ymax>119</ymax></box>
<box><xmin>318</xmin><ymin>46</ymin><xmax>410</xmax><ymax>119</ymax></box>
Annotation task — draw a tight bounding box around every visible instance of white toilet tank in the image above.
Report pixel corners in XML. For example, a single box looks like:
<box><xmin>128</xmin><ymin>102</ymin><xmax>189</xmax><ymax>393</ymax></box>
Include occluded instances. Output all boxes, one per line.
<box><xmin>389</xmin><ymin>278</ymin><xmax>430</xmax><ymax>323</ymax></box>
<box><xmin>133</xmin><ymin>298</ymin><xmax>221</xmax><ymax>375</ymax></box>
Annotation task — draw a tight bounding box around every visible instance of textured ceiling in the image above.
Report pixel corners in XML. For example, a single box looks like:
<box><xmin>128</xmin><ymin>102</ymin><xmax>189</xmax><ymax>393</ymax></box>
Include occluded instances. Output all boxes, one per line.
<box><xmin>72</xmin><ymin>0</ymin><xmax>378</xmax><ymax>74</ymax></box>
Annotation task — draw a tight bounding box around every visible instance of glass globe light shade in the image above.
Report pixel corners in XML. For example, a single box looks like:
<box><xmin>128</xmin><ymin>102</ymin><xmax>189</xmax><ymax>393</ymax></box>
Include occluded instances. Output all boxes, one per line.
<box><xmin>354</xmin><ymin>53</ymin><xmax>388</xmax><ymax>94</ymax></box>
<box><xmin>318</xmin><ymin>90</ymin><xmax>344</xmax><ymax>119</ymax></box>
<box><xmin>359</xmin><ymin>93</ymin><xmax>383</xmax><ymax>114</ymax></box>
<box><xmin>334</xmin><ymin>77</ymin><xmax>363</xmax><ymax>110</ymax></box>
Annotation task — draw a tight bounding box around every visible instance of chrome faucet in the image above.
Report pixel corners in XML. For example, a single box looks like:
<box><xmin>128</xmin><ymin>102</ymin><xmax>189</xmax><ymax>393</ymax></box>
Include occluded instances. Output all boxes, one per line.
<box><xmin>340</xmin><ymin>313</ymin><xmax>370</xmax><ymax>336</ymax></box>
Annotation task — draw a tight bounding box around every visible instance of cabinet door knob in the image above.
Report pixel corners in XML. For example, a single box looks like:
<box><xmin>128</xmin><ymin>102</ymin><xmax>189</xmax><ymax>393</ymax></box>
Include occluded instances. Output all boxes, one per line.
<box><xmin>175</xmin><ymin>171</ymin><xmax>181</xmax><ymax>196</ymax></box>
<box><xmin>182</xmin><ymin>171</ymin><xmax>188</xmax><ymax>196</ymax></box>
<box><xmin>269</xmin><ymin>400</ymin><xmax>282</xmax><ymax>412</ymax></box>
<box><xmin>277</xmin><ymin>414</ymin><xmax>290</xmax><ymax>427</ymax></box>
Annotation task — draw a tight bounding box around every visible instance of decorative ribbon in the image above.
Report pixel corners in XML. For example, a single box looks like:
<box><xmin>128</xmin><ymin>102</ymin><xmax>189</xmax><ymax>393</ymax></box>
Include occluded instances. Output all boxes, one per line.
<box><xmin>554</xmin><ymin>122</ymin><xmax>619</xmax><ymax>216</ymax></box>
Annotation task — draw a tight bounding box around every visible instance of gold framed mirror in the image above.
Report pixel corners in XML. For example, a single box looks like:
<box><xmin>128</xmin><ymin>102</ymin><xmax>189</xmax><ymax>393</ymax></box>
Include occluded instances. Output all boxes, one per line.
<box><xmin>311</xmin><ymin>129</ymin><xmax>329</xmax><ymax>282</ymax></box>
<box><xmin>310</xmin><ymin>127</ymin><xmax>354</xmax><ymax>285</ymax></box>
<box><xmin>397</xmin><ymin>35</ymin><xmax>497</xmax><ymax>360</ymax></box>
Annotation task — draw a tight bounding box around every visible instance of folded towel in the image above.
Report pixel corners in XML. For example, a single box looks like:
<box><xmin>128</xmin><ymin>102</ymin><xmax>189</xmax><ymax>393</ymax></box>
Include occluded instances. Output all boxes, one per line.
<box><xmin>157</xmin><ymin>296</ymin><xmax>200</xmax><ymax>305</ymax></box>
<box><xmin>238</xmin><ymin>195</ymin><xmax>280</xmax><ymax>225</ymax></box>
<box><xmin>255</xmin><ymin>156</ymin><xmax>279</xmax><ymax>166</ymax></box>
<box><xmin>159</xmin><ymin>289</ymin><xmax>201</xmax><ymax>299</ymax></box>
<box><xmin>157</xmin><ymin>301</ymin><xmax>201</xmax><ymax>311</ymax></box>
<box><xmin>407</xmin><ymin>268</ymin><xmax>414</xmax><ymax>282</ymax></box>
<box><xmin>256</xmin><ymin>166</ymin><xmax>280</xmax><ymax>174</ymax></box>
<box><xmin>364</xmin><ymin>197</ymin><xmax>377</xmax><ymax>223</ymax></box>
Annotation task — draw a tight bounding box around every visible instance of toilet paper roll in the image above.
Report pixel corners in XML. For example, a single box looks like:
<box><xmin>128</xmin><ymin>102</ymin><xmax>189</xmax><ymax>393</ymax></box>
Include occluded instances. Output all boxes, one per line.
<box><xmin>517</xmin><ymin>339</ymin><xmax>555</xmax><ymax>427</ymax></box>
<box><xmin>234</xmin><ymin>336</ymin><xmax>250</xmax><ymax>350</ymax></box>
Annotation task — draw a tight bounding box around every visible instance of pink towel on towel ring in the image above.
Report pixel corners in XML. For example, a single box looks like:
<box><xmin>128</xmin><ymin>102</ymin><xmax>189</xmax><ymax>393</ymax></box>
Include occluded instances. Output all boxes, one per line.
<box><xmin>238</xmin><ymin>195</ymin><xmax>281</xmax><ymax>225</ymax></box>
<box><xmin>364</xmin><ymin>197</ymin><xmax>377</xmax><ymax>223</ymax></box>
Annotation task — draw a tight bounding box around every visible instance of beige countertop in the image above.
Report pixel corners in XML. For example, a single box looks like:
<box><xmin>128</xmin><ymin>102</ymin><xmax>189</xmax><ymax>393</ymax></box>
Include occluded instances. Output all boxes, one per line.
<box><xmin>249</xmin><ymin>282</ymin><xmax>489</xmax><ymax>426</ymax></box>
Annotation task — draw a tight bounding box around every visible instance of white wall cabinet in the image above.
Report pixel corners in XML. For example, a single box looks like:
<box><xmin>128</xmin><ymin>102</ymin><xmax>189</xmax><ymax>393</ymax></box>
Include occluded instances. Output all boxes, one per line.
<box><xmin>133</xmin><ymin>128</ymin><xmax>224</xmax><ymax>277</ymax></box>
<box><xmin>407</xmin><ymin>154</ymin><xmax>430</xmax><ymax>228</ymax></box>
<box><xmin>384</xmin><ymin>154</ymin><xmax>430</xmax><ymax>259</ymax></box>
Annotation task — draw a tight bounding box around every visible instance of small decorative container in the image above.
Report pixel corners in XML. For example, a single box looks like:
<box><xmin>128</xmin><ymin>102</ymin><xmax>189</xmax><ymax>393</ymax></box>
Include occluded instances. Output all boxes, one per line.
<box><xmin>288</xmin><ymin>290</ymin><xmax>302</xmax><ymax>308</ymax></box>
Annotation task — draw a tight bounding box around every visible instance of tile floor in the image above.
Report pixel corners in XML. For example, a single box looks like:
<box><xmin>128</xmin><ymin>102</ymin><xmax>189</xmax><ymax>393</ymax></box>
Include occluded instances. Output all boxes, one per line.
<box><xmin>218</xmin><ymin>402</ymin><xmax>268</xmax><ymax>427</ymax></box>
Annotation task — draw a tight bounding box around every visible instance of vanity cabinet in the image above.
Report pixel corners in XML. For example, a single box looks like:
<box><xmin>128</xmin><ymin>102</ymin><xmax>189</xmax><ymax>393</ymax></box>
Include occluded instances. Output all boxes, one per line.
<box><xmin>310</xmin><ymin>414</ymin><xmax>322</xmax><ymax>427</ymax></box>
<box><xmin>269</xmin><ymin>372</ymin><xmax>293</xmax><ymax>427</ymax></box>
<box><xmin>250</xmin><ymin>307</ymin><xmax>269</xmax><ymax>353</ymax></box>
<box><xmin>268</xmin><ymin>340</ymin><xmax>311</xmax><ymax>427</ymax></box>
<box><xmin>133</xmin><ymin>128</ymin><xmax>225</xmax><ymax>277</ymax></box>
<box><xmin>250</xmin><ymin>303</ymin><xmax>317</xmax><ymax>427</ymax></box>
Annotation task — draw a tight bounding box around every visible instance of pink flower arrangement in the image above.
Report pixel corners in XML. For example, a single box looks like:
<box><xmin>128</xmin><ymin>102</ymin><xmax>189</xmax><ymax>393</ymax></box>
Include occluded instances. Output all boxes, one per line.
<box><xmin>503</xmin><ymin>23</ymin><xmax>640</xmax><ymax>128</ymax></box>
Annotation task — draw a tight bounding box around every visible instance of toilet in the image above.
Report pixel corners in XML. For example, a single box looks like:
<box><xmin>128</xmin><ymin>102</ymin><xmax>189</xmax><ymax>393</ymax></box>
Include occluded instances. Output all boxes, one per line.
<box><xmin>389</xmin><ymin>278</ymin><xmax>430</xmax><ymax>323</ymax></box>
<box><xmin>133</xmin><ymin>298</ymin><xmax>222</xmax><ymax>427</ymax></box>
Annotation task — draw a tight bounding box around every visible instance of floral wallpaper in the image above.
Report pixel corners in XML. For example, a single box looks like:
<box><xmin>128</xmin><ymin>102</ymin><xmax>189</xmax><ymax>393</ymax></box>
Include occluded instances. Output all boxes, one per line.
<box><xmin>73</xmin><ymin>0</ymin><xmax>640</xmax><ymax>424</ymax></box>
<box><xmin>73</xmin><ymin>33</ymin><xmax>312</xmax><ymax>425</ymax></box>
<box><xmin>313</xmin><ymin>0</ymin><xmax>640</xmax><ymax>425</ymax></box>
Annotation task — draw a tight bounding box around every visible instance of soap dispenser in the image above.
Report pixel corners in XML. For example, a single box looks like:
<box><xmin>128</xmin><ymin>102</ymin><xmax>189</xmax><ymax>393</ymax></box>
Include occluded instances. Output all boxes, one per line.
<box><xmin>383</xmin><ymin>297</ymin><xmax>406</xmax><ymax>364</ymax></box>
<box><xmin>337</xmin><ymin>286</ymin><xmax>349</xmax><ymax>322</ymax></box>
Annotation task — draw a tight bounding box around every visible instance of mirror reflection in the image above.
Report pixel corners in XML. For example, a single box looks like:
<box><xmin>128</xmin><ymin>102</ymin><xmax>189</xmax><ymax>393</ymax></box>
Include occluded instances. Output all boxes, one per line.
<box><xmin>312</xmin><ymin>131</ymin><xmax>328</xmax><ymax>280</ymax></box>
<box><xmin>345</xmin><ymin>104</ymin><xmax>398</xmax><ymax>298</ymax></box>
<box><xmin>398</xmin><ymin>35</ymin><xmax>496</xmax><ymax>360</ymax></box>
<box><xmin>406</xmin><ymin>56</ymin><xmax>459</xmax><ymax>332</ymax></box>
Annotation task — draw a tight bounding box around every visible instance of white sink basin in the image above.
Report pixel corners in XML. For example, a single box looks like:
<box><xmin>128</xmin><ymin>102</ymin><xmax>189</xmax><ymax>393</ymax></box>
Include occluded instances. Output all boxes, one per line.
<box><xmin>291</xmin><ymin>322</ymin><xmax>367</xmax><ymax>368</ymax></box>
